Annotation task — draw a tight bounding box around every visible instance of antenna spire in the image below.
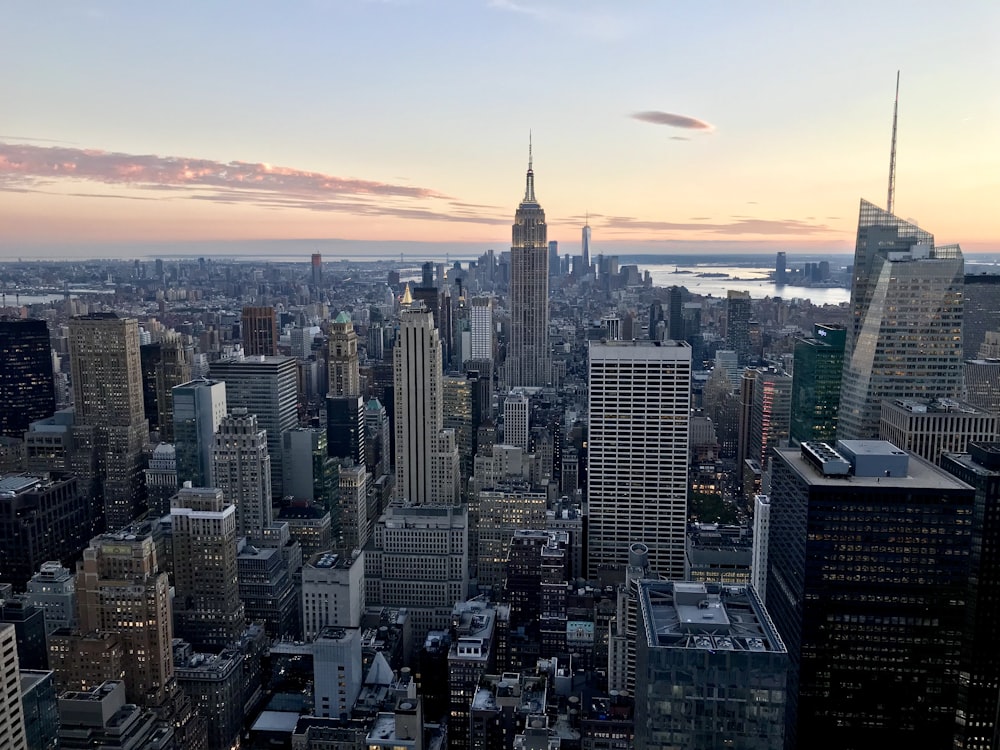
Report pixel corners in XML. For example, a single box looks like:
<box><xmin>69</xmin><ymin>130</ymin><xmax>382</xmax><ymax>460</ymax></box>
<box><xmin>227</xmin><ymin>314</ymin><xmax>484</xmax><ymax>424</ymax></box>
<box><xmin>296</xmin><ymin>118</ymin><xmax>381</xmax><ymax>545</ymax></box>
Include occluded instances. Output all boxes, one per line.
<box><xmin>887</xmin><ymin>71</ymin><xmax>900</xmax><ymax>215</ymax></box>
<box><xmin>523</xmin><ymin>132</ymin><xmax>536</xmax><ymax>203</ymax></box>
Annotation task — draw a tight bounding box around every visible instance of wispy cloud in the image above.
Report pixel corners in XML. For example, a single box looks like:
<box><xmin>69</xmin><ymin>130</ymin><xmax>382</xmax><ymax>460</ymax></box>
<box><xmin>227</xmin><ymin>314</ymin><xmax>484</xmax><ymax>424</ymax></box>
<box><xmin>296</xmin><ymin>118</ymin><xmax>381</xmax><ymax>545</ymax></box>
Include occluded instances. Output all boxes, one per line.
<box><xmin>602</xmin><ymin>216</ymin><xmax>832</xmax><ymax>236</ymax></box>
<box><xmin>631</xmin><ymin>111</ymin><xmax>714</xmax><ymax>132</ymax></box>
<box><xmin>0</xmin><ymin>141</ymin><xmax>511</xmax><ymax>226</ymax></box>
<box><xmin>488</xmin><ymin>0</ymin><xmax>632</xmax><ymax>40</ymax></box>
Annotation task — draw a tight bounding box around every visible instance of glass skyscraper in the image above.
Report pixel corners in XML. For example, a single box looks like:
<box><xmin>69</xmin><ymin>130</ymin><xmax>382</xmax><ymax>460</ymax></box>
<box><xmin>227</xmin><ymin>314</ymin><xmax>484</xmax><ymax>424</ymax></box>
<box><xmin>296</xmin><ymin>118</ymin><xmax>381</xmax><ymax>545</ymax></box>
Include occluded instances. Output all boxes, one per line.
<box><xmin>789</xmin><ymin>324</ymin><xmax>845</xmax><ymax>445</ymax></box>
<box><xmin>839</xmin><ymin>199</ymin><xmax>964</xmax><ymax>440</ymax></box>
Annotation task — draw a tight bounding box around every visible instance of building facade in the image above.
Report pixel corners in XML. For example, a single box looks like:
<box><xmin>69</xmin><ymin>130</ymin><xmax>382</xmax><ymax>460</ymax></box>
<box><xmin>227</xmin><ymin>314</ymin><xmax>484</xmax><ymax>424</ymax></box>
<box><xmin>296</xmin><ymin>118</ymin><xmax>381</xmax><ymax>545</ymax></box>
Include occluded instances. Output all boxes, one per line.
<box><xmin>0</xmin><ymin>319</ymin><xmax>55</xmax><ymax>440</ymax></box>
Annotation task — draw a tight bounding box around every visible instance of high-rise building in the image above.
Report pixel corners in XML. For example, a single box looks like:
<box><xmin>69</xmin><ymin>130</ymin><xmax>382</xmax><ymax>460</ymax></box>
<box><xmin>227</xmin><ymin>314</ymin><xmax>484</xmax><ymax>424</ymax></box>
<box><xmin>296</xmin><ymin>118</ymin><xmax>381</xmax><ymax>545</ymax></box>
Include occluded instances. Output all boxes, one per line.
<box><xmin>879</xmin><ymin>397</ymin><xmax>998</xmax><ymax>465</ymax></box>
<box><xmin>313</xmin><ymin>627</ymin><xmax>362</xmax><ymax>719</ymax></box>
<box><xmin>965</xmin><ymin>358</ymin><xmax>1000</xmax><ymax>414</ymax></box>
<box><xmin>667</xmin><ymin>285</ymin><xmax>684</xmax><ymax>342</ymax></box>
<box><xmin>587</xmin><ymin>341</ymin><xmax>691</xmax><ymax>578</ymax></box>
<box><xmin>241</xmin><ymin>306</ymin><xmax>278</xmax><ymax>357</ymax></box>
<box><xmin>581</xmin><ymin>219</ymin><xmax>591</xmax><ymax>275</ymax></box>
<box><xmin>469</xmin><ymin>297</ymin><xmax>494</xmax><ymax>363</ymax></box>
<box><xmin>337</xmin><ymin>462</ymin><xmax>370</xmax><ymax>553</ymax></box>
<box><xmin>327</xmin><ymin>312</ymin><xmax>360</xmax><ymax>398</ymax></box>
<box><xmin>476</xmin><ymin>485</ymin><xmax>547</xmax><ymax>590</ymax></box>
<box><xmin>25</xmin><ymin>562</ymin><xmax>77</xmax><ymax>635</ymax></box>
<box><xmin>394</xmin><ymin>305</ymin><xmax>446</xmax><ymax>505</ymax></box>
<box><xmin>56</xmin><ymin>680</ymin><xmax>169</xmax><ymax>749</ymax></box>
<box><xmin>725</xmin><ymin>291</ymin><xmax>753</xmax><ymax>366</ymax></box>
<box><xmin>172</xmin><ymin>378</ymin><xmax>227</xmax><ymax>487</ymax></box>
<box><xmin>940</xmin><ymin>443</ymin><xmax>1000</xmax><ymax>750</ymax></box>
<box><xmin>838</xmin><ymin>200</ymin><xmax>964</xmax><ymax>440</ymax></box>
<box><xmin>750</xmin><ymin>494</ymin><xmax>770</xmax><ymax>602</ymax></box>
<box><xmin>211</xmin><ymin>409</ymin><xmax>272</xmax><ymax>541</ymax></box>
<box><xmin>236</xmin><ymin>543</ymin><xmax>297</xmax><ymax>638</ymax></box>
<box><xmin>144</xmin><ymin>443</ymin><xmax>178</xmax><ymax>518</ymax></box>
<box><xmin>365</xmin><ymin>503</ymin><xmax>469</xmax><ymax>634</ymax></box>
<box><xmin>962</xmin><ymin>274</ymin><xmax>1000</xmax><ymax>359</ymax></box>
<box><xmin>749</xmin><ymin>368</ymin><xmax>792</xmax><ymax>473</ymax></box>
<box><xmin>67</xmin><ymin>313</ymin><xmax>148</xmax><ymax>531</ymax></box>
<box><xmin>0</xmin><ymin>319</ymin><xmax>55</xmax><ymax>439</ymax></box>
<box><xmin>140</xmin><ymin>334</ymin><xmax>192</xmax><ymax>442</ymax></box>
<box><xmin>311</xmin><ymin>253</ymin><xmax>323</xmax><ymax>287</ymax></box>
<box><xmin>502</xmin><ymin>390</ymin><xmax>530</xmax><ymax>451</ymax></box>
<box><xmin>170</xmin><ymin>486</ymin><xmax>245</xmax><ymax>650</ymax></box>
<box><xmin>19</xmin><ymin>668</ymin><xmax>58</xmax><ymax>750</ymax></box>
<box><xmin>506</xmin><ymin>145</ymin><xmax>551</xmax><ymax>388</ymax></box>
<box><xmin>364</xmin><ymin>397</ymin><xmax>391</xmax><ymax>480</ymax></box>
<box><xmin>634</xmin><ymin>581</ymin><xmax>787</xmax><ymax>750</ymax></box>
<box><xmin>173</xmin><ymin>642</ymin><xmax>243</xmax><ymax>750</ymax></box>
<box><xmin>76</xmin><ymin>527</ymin><xmax>174</xmax><ymax>708</ymax></box>
<box><xmin>0</xmin><ymin>473</ymin><xmax>87</xmax><ymax>591</ymax></box>
<box><xmin>301</xmin><ymin>551</ymin><xmax>365</xmax><ymax>638</ymax></box>
<box><xmin>789</xmin><ymin>324</ymin><xmax>845</xmax><ymax>445</ymax></box>
<box><xmin>0</xmin><ymin>624</ymin><xmax>27</xmax><ymax>750</ymax></box>
<box><xmin>209</xmin><ymin>354</ymin><xmax>298</xmax><ymax>497</ymax></box>
<box><xmin>775</xmin><ymin>251</ymin><xmax>787</xmax><ymax>285</ymax></box>
<box><xmin>327</xmin><ymin>395</ymin><xmax>365</xmax><ymax>466</ymax></box>
<box><xmin>767</xmin><ymin>440</ymin><xmax>973</xmax><ymax>749</ymax></box>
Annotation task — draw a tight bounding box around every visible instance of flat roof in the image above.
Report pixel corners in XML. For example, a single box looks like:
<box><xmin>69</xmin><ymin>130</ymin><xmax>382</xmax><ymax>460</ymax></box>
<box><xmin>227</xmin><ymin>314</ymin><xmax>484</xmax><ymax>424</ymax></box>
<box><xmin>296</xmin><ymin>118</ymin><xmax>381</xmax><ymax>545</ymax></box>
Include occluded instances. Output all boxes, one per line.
<box><xmin>252</xmin><ymin>710</ymin><xmax>301</xmax><ymax>734</ymax></box>
<box><xmin>776</xmin><ymin>447</ymin><xmax>972</xmax><ymax>491</ymax></box>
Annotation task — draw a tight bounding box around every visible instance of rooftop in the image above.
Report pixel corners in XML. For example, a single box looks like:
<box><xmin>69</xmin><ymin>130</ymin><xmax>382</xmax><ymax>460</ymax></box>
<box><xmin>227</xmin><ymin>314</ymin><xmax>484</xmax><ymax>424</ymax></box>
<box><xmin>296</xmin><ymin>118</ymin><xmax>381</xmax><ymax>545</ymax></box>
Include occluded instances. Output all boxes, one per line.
<box><xmin>780</xmin><ymin>444</ymin><xmax>970</xmax><ymax>490</ymax></box>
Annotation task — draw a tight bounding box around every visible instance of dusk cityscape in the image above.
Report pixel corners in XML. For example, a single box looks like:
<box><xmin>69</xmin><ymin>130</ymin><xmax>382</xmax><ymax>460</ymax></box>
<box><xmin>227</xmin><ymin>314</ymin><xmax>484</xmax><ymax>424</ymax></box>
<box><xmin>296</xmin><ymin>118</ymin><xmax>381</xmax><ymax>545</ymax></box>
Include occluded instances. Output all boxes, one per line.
<box><xmin>1</xmin><ymin>3</ymin><xmax>1000</xmax><ymax>750</ymax></box>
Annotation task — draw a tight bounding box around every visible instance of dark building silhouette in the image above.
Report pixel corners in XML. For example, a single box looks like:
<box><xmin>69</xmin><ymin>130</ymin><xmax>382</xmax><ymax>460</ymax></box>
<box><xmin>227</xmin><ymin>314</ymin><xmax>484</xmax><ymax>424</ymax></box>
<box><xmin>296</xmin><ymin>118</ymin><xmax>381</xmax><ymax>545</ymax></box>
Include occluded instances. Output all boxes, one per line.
<box><xmin>767</xmin><ymin>441</ymin><xmax>973</xmax><ymax>750</ymax></box>
<box><xmin>241</xmin><ymin>305</ymin><xmax>278</xmax><ymax>357</ymax></box>
<box><xmin>940</xmin><ymin>443</ymin><xmax>1000</xmax><ymax>750</ymax></box>
<box><xmin>790</xmin><ymin>324</ymin><xmax>845</xmax><ymax>445</ymax></box>
<box><xmin>0</xmin><ymin>319</ymin><xmax>55</xmax><ymax>439</ymax></box>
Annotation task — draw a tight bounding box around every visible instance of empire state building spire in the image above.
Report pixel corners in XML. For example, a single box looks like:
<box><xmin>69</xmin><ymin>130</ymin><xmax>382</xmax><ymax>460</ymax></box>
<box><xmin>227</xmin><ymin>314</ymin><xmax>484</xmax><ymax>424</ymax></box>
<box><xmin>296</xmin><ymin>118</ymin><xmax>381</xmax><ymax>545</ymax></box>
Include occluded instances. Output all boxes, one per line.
<box><xmin>523</xmin><ymin>134</ymin><xmax>537</xmax><ymax>204</ymax></box>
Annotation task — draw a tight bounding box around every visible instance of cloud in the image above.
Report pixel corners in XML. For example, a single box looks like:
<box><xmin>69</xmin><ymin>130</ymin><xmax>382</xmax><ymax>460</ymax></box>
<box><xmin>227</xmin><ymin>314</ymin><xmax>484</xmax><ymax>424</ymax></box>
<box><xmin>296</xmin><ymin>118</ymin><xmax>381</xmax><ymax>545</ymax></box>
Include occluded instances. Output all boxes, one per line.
<box><xmin>0</xmin><ymin>135</ymin><xmax>79</xmax><ymax>145</ymax></box>
<box><xmin>631</xmin><ymin>111</ymin><xmax>714</xmax><ymax>132</ymax></box>
<box><xmin>670</xmin><ymin>136</ymin><xmax>691</xmax><ymax>141</ymax></box>
<box><xmin>602</xmin><ymin>215</ymin><xmax>832</xmax><ymax>236</ymax></box>
<box><xmin>488</xmin><ymin>0</ymin><xmax>632</xmax><ymax>40</ymax></box>
<box><xmin>0</xmin><ymin>141</ymin><xmax>513</xmax><ymax>226</ymax></box>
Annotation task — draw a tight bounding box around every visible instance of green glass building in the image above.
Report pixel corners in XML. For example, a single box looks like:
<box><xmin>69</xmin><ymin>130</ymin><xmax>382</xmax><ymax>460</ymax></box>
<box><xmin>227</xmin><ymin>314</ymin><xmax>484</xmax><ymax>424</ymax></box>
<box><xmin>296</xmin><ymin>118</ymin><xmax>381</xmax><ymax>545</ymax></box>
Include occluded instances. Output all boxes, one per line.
<box><xmin>789</xmin><ymin>324</ymin><xmax>845</xmax><ymax>445</ymax></box>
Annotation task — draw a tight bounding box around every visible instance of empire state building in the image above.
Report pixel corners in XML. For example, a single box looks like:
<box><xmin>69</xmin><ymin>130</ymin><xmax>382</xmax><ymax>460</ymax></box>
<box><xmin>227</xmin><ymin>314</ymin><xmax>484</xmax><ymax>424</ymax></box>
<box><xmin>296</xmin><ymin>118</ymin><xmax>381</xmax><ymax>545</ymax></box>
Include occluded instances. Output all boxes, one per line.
<box><xmin>506</xmin><ymin>143</ymin><xmax>551</xmax><ymax>388</ymax></box>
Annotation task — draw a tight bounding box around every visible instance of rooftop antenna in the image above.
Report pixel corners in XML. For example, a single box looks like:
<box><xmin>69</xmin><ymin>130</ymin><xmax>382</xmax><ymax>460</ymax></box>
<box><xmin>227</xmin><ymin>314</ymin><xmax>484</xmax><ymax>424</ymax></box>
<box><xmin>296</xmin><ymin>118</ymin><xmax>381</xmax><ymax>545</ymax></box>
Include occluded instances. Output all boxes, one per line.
<box><xmin>887</xmin><ymin>71</ymin><xmax>900</xmax><ymax>215</ymax></box>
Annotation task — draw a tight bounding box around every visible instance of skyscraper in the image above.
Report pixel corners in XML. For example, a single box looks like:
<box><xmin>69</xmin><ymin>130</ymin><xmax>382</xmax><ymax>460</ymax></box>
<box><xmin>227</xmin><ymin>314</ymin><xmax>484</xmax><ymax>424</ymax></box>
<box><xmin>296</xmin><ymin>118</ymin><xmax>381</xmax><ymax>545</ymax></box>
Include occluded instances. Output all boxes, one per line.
<box><xmin>210</xmin><ymin>409</ymin><xmax>273</xmax><ymax>541</ymax></box>
<box><xmin>749</xmin><ymin>368</ymin><xmax>792</xmax><ymax>473</ymax></box>
<box><xmin>506</xmin><ymin>144</ymin><xmax>551</xmax><ymax>388</ymax></box>
<box><xmin>327</xmin><ymin>312</ymin><xmax>360</xmax><ymax>398</ymax></box>
<box><xmin>725</xmin><ymin>290</ymin><xmax>753</xmax><ymax>366</ymax></box>
<box><xmin>0</xmin><ymin>624</ymin><xmax>27</xmax><ymax>750</ymax></box>
<box><xmin>587</xmin><ymin>341</ymin><xmax>691</xmax><ymax>578</ymax></box>
<box><xmin>581</xmin><ymin>218</ymin><xmax>591</xmax><ymax>274</ymax></box>
<box><xmin>240</xmin><ymin>306</ymin><xmax>278</xmax><ymax>357</ymax></box>
<box><xmin>838</xmin><ymin>200</ymin><xmax>964</xmax><ymax>439</ymax></box>
<box><xmin>469</xmin><ymin>297</ymin><xmax>494</xmax><ymax>363</ymax></box>
<box><xmin>789</xmin><ymin>324</ymin><xmax>845</xmax><ymax>445</ymax></box>
<box><xmin>394</xmin><ymin>304</ymin><xmax>446</xmax><ymax>505</ymax></box>
<box><xmin>767</xmin><ymin>441</ymin><xmax>973</xmax><ymax>749</ymax></box>
<box><xmin>172</xmin><ymin>378</ymin><xmax>228</xmax><ymax>487</ymax></box>
<box><xmin>67</xmin><ymin>313</ymin><xmax>148</xmax><ymax>531</ymax></box>
<box><xmin>0</xmin><ymin>319</ymin><xmax>55</xmax><ymax>439</ymax></box>
<box><xmin>209</xmin><ymin>354</ymin><xmax>298</xmax><ymax>498</ymax></box>
<box><xmin>76</xmin><ymin>527</ymin><xmax>174</xmax><ymax>708</ymax></box>
<box><xmin>170</xmin><ymin>486</ymin><xmax>245</xmax><ymax>650</ymax></box>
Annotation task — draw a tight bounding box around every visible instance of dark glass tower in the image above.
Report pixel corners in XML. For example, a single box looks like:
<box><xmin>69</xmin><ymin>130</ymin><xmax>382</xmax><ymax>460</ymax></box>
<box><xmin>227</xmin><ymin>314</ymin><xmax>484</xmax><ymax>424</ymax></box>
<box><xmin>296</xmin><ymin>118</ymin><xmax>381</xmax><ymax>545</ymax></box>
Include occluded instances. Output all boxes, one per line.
<box><xmin>940</xmin><ymin>443</ymin><xmax>1000</xmax><ymax>750</ymax></box>
<box><xmin>789</xmin><ymin>324</ymin><xmax>845</xmax><ymax>445</ymax></box>
<box><xmin>0</xmin><ymin>319</ymin><xmax>55</xmax><ymax>438</ymax></box>
<box><xmin>767</xmin><ymin>441</ymin><xmax>974</xmax><ymax>749</ymax></box>
<box><xmin>725</xmin><ymin>290</ymin><xmax>753</xmax><ymax>365</ymax></box>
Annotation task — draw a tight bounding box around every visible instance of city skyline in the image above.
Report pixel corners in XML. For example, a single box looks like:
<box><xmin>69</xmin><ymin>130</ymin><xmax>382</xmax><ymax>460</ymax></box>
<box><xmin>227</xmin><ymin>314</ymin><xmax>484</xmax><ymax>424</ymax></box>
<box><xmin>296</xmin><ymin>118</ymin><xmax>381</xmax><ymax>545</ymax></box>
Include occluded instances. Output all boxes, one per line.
<box><xmin>2</xmin><ymin>2</ymin><xmax>998</xmax><ymax>258</ymax></box>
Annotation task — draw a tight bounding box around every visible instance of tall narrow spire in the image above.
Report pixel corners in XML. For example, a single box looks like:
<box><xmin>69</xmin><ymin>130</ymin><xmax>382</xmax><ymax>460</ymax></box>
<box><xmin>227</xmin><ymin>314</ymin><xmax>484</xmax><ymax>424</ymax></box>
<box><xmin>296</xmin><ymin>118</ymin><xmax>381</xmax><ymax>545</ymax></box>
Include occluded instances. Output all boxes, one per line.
<box><xmin>887</xmin><ymin>70</ymin><xmax>900</xmax><ymax>215</ymax></box>
<box><xmin>524</xmin><ymin>133</ymin><xmax>536</xmax><ymax>203</ymax></box>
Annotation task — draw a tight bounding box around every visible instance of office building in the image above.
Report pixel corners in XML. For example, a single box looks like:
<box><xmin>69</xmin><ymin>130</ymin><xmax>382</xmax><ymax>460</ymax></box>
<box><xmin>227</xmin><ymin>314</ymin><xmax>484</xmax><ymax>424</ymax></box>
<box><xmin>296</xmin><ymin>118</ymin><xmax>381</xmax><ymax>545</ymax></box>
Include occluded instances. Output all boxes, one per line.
<box><xmin>749</xmin><ymin>368</ymin><xmax>792</xmax><ymax>472</ymax></box>
<box><xmin>209</xmin><ymin>354</ymin><xmax>298</xmax><ymax>498</ymax></box>
<box><xmin>750</xmin><ymin>494</ymin><xmax>770</xmax><ymax>603</ymax></box>
<box><xmin>241</xmin><ymin>306</ymin><xmax>278</xmax><ymax>357</ymax></box>
<box><xmin>767</xmin><ymin>440</ymin><xmax>974</xmax><ymax>749</ymax></box>
<box><xmin>0</xmin><ymin>319</ymin><xmax>55</xmax><ymax>440</ymax></box>
<box><xmin>790</xmin><ymin>324</ymin><xmax>845</xmax><ymax>445</ymax></box>
<box><xmin>283</xmin><ymin>427</ymin><xmax>337</xmax><ymax>505</ymax></box>
<box><xmin>24</xmin><ymin>562</ymin><xmax>77</xmax><ymax>635</ymax></box>
<box><xmin>775</xmin><ymin>251</ymin><xmax>787</xmax><ymax>285</ymax></box>
<box><xmin>940</xmin><ymin>443</ymin><xmax>1000</xmax><ymax>750</ymax></box>
<box><xmin>0</xmin><ymin>624</ymin><xmax>27</xmax><ymax>750</ymax></box>
<box><xmin>365</xmin><ymin>503</ymin><xmax>469</xmax><ymax>634</ymax></box>
<box><xmin>337</xmin><ymin>462</ymin><xmax>370</xmax><ymax>553</ymax></box>
<box><xmin>476</xmin><ymin>486</ymin><xmax>547</xmax><ymax>590</ymax></box>
<box><xmin>0</xmin><ymin>473</ymin><xmax>87</xmax><ymax>591</ymax></box>
<box><xmin>327</xmin><ymin>311</ymin><xmax>360</xmax><ymax>398</ymax></box>
<box><xmin>143</xmin><ymin>443</ymin><xmax>177</xmax><ymax>518</ymax></box>
<box><xmin>301</xmin><ymin>551</ymin><xmax>365</xmax><ymax>639</ymax></box>
<box><xmin>725</xmin><ymin>290</ymin><xmax>753</xmax><ymax>365</ymax></box>
<box><xmin>879</xmin><ymin>397</ymin><xmax>998</xmax><ymax>465</ymax></box>
<box><xmin>172</xmin><ymin>378</ymin><xmax>227</xmax><ymax>487</ymax></box>
<box><xmin>965</xmin><ymin>358</ymin><xmax>1000</xmax><ymax>414</ymax></box>
<box><xmin>502</xmin><ymin>390</ymin><xmax>530</xmax><ymax>451</ymax></box>
<box><xmin>839</xmin><ymin>200</ymin><xmax>964</xmax><ymax>440</ymax></box>
<box><xmin>211</xmin><ymin>409</ymin><xmax>272</xmax><ymax>540</ymax></box>
<box><xmin>138</xmin><ymin>333</ymin><xmax>191</xmax><ymax>442</ymax></box>
<box><xmin>506</xmin><ymin>145</ymin><xmax>551</xmax><ymax>388</ymax></box>
<box><xmin>68</xmin><ymin>313</ymin><xmax>148</xmax><ymax>531</ymax></box>
<box><xmin>311</xmin><ymin>252</ymin><xmax>323</xmax><ymax>287</ymax></box>
<box><xmin>581</xmin><ymin>219</ymin><xmax>592</xmax><ymax>274</ymax></box>
<box><xmin>587</xmin><ymin>341</ymin><xmax>691</xmax><ymax>578</ymax></box>
<box><xmin>173</xmin><ymin>643</ymin><xmax>243</xmax><ymax>750</ymax></box>
<box><xmin>634</xmin><ymin>582</ymin><xmax>787</xmax><ymax>750</ymax></box>
<box><xmin>313</xmin><ymin>627</ymin><xmax>362</xmax><ymax>720</ymax></box>
<box><xmin>963</xmin><ymin>273</ymin><xmax>1000</xmax><ymax>359</ymax></box>
<box><xmin>394</xmin><ymin>304</ymin><xmax>448</xmax><ymax>504</ymax></box>
<box><xmin>365</xmin><ymin>397</ymin><xmax>391</xmax><ymax>480</ymax></box>
<box><xmin>327</xmin><ymin>395</ymin><xmax>365</xmax><ymax>466</ymax></box>
<box><xmin>469</xmin><ymin>297</ymin><xmax>494</xmax><ymax>363</ymax></box>
<box><xmin>236</xmin><ymin>542</ymin><xmax>297</xmax><ymax>639</ymax></box>
<box><xmin>20</xmin><ymin>668</ymin><xmax>58</xmax><ymax>750</ymax></box>
<box><xmin>447</xmin><ymin>599</ymin><xmax>498</xmax><ymax>750</ymax></box>
<box><xmin>76</xmin><ymin>528</ymin><xmax>174</xmax><ymax>708</ymax></box>
<box><xmin>56</xmin><ymin>680</ymin><xmax>171</xmax><ymax>750</ymax></box>
<box><xmin>170</xmin><ymin>486</ymin><xmax>245</xmax><ymax>650</ymax></box>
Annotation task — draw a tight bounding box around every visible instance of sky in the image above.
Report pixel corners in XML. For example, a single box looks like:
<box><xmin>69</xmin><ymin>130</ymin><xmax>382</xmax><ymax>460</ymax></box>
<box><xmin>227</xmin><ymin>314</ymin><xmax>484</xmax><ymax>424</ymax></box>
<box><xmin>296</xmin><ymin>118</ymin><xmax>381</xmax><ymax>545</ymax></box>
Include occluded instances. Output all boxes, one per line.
<box><xmin>1</xmin><ymin>1</ymin><xmax>999</xmax><ymax>259</ymax></box>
